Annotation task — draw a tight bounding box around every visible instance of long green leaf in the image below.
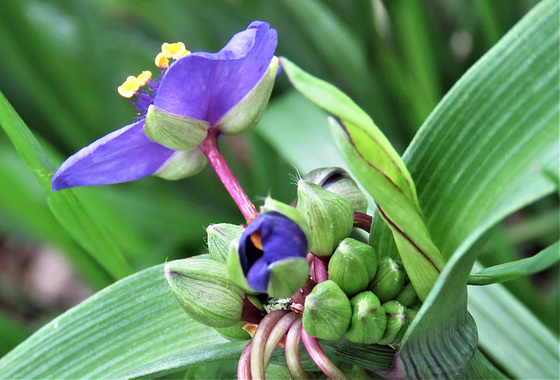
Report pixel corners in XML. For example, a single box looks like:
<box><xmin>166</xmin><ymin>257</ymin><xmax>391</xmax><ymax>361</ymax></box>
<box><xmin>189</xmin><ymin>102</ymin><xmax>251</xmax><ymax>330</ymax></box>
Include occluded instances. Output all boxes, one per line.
<box><xmin>468</xmin><ymin>241</ymin><xmax>559</xmax><ymax>285</ymax></box>
<box><xmin>0</xmin><ymin>90</ymin><xmax>131</xmax><ymax>280</ymax></box>
<box><xmin>377</xmin><ymin>0</ymin><xmax>559</xmax><ymax>378</ymax></box>
<box><xmin>0</xmin><ymin>263</ymin><xmax>236</xmax><ymax>378</ymax></box>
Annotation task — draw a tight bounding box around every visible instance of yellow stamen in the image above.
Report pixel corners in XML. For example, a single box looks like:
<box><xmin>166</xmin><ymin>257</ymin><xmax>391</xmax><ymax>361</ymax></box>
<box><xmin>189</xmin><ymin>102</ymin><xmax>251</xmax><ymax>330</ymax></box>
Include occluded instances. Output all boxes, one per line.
<box><xmin>161</xmin><ymin>42</ymin><xmax>190</xmax><ymax>60</ymax></box>
<box><xmin>117</xmin><ymin>76</ymin><xmax>141</xmax><ymax>98</ymax></box>
<box><xmin>137</xmin><ymin>70</ymin><xmax>152</xmax><ymax>86</ymax></box>
<box><xmin>155</xmin><ymin>52</ymin><xmax>169</xmax><ymax>69</ymax></box>
<box><xmin>250</xmin><ymin>231</ymin><xmax>263</xmax><ymax>250</ymax></box>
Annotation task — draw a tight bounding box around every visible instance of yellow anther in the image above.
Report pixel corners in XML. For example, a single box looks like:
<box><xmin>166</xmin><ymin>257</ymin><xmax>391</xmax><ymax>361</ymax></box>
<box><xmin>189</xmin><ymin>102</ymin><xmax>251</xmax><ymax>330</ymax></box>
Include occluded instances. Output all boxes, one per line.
<box><xmin>161</xmin><ymin>42</ymin><xmax>190</xmax><ymax>60</ymax></box>
<box><xmin>137</xmin><ymin>71</ymin><xmax>152</xmax><ymax>86</ymax></box>
<box><xmin>155</xmin><ymin>52</ymin><xmax>169</xmax><ymax>69</ymax></box>
<box><xmin>118</xmin><ymin>76</ymin><xmax>141</xmax><ymax>98</ymax></box>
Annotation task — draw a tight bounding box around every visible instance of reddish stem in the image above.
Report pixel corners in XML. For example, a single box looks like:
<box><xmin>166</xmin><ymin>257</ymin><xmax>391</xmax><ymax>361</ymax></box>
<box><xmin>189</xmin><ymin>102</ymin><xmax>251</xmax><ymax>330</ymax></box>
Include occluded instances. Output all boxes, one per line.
<box><xmin>301</xmin><ymin>329</ymin><xmax>349</xmax><ymax>380</ymax></box>
<box><xmin>199</xmin><ymin>130</ymin><xmax>258</xmax><ymax>222</ymax></box>
<box><xmin>353</xmin><ymin>211</ymin><xmax>373</xmax><ymax>232</ymax></box>
<box><xmin>238</xmin><ymin>340</ymin><xmax>253</xmax><ymax>380</ymax></box>
<box><xmin>285</xmin><ymin>318</ymin><xmax>308</xmax><ymax>379</ymax></box>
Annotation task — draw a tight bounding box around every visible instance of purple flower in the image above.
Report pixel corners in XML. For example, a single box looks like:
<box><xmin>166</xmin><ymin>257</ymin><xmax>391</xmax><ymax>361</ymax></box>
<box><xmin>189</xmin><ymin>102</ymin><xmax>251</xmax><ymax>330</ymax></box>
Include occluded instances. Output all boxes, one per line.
<box><xmin>239</xmin><ymin>212</ymin><xmax>308</xmax><ymax>293</ymax></box>
<box><xmin>52</xmin><ymin>21</ymin><xmax>278</xmax><ymax>191</ymax></box>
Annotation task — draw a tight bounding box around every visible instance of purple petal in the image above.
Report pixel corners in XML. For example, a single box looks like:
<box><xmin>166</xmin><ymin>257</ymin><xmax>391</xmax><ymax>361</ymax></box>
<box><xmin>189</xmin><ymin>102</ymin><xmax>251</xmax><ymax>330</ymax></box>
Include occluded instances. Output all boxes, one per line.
<box><xmin>51</xmin><ymin>119</ymin><xmax>175</xmax><ymax>191</ymax></box>
<box><xmin>153</xmin><ymin>21</ymin><xmax>278</xmax><ymax>126</ymax></box>
<box><xmin>239</xmin><ymin>212</ymin><xmax>308</xmax><ymax>292</ymax></box>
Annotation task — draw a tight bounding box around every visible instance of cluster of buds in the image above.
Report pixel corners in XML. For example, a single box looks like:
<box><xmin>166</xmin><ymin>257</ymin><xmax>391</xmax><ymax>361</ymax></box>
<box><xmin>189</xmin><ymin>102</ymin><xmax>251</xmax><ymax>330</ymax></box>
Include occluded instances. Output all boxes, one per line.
<box><xmin>166</xmin><ymin>167</ymin><xmax>422</xmax><ymax>378</ymax></box>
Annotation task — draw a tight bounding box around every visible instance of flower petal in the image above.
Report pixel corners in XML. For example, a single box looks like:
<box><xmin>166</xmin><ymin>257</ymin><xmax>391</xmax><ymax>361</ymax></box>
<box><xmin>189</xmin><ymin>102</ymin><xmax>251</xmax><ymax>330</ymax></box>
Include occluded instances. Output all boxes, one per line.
<box><xmin>153</xmin><ymin>21</ymin><xmax>278</xmax><ymax>126</ymax></box>
<box><xmin>51</xmin><ymin>119</ymin><xmax>175</xmax><ymax>190</ymax></box>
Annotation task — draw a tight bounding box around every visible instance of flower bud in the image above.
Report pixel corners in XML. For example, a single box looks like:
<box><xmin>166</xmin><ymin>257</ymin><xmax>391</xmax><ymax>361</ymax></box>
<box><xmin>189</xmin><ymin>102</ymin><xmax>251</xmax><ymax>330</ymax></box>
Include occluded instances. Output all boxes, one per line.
<box><xmin>368</xmin><ymin>257</ymin><xmax>405</xmax><ymax>303</ymax></box>
<box><xmin>215</xmin><ymin>57</ymin><xmax>279</xmax><ymax>135</ymax></box>
<box><xmin>302</xmin><ymin>280</ymin><xmax>352</xmax><ymax>341</ymax></box>
<box><xmin>227</xmin><ymin>209</ymin><xmax>309</xmax><ymax>298</ymax></box>
<box><xmin>394</xmin><ymin>282</ymin><xmax>420</xmax><ymax>308</ymax></box>
<box><xmin>303</xmin><ymin>167</ymin><xmax>368</xmax><ymax>213</ymax></box>
<box><xmin>144</xmin><ymin>105</ymin><xmax>210</xmax><ymax>151</ymax></box>
<box><xmin>165</xmin><ymin>258</ymin><xmax>245</xmax><ymax>328</ymax></box>
<box><xmin>345</xmin><ymin>291</ymin><xmax>387</xmax><ymax>344</ymax></box>
<box><xmin>207</xmin><ymin>223</ymin><xmax>244</xmax><ymax>263</ymax></box>
<box><xmin>328</xmin><ymin>238</ymin><xmax>376</xmax><ymax>297</ymax></box>
<box><xmin>296</xmin><ymin>180</ymin><xmax>354</xmax><ymax>256</ymax></box>
<box><xmin>377</xmin><ymin>300</ymin><xmax>409</xmax><ymax>346</ymax></box>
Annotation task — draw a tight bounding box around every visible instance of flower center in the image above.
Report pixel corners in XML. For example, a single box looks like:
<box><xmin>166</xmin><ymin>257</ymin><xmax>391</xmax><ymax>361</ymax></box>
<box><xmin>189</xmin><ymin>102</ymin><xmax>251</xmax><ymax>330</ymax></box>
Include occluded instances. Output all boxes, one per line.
<box><xmin>117</xmin><ymin>42</ymin><xmax>191</xmax><ymax>99</ymax></box>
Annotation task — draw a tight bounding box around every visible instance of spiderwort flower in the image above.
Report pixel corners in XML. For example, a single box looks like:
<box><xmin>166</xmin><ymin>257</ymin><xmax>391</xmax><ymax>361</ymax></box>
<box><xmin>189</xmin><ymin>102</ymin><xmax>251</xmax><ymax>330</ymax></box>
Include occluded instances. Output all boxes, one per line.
<box><xmin>51</xmin><ymin>21</ymin><xmax>278</xmax><ymax>191</ymax></box>
<box><xmin>229</xmin><ymin>211</ymin><xmax>309</xmax><ymax>298</ymax></box>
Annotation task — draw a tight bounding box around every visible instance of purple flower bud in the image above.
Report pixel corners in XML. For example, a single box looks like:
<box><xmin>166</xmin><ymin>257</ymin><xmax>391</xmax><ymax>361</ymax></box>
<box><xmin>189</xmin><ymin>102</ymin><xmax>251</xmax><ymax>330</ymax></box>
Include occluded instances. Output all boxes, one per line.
<box><xmin>238</xmin><ymin>212</ymin><xmax>308</xmax><ymax>294</ymax></box>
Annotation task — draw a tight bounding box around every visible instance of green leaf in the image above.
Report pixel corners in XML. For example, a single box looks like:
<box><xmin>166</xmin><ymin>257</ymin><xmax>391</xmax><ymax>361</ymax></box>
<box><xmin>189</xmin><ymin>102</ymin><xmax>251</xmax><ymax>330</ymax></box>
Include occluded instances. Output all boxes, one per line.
<box><xmin>375</xmin><ymin>0</ymin><xmax>559</xmax><ymax>378</ymax></box>
<box><xmin>279</xmin><ymin>57</ymin><xmax>445</xmax><ymax>302</ymax></box>
<box><xmin>0</xmin><ymin>90</ymin><xmax>131</xmax><ymax>280</ymax></box>
<box><xmin>468</xmin><ymin>240</ymin><xmax>559</xmax><ymax>285</ymax></box>
<box><xmin>0</xmin><ymin>263</ymin><xmax>239</xmax><ymax>379</ymax></box>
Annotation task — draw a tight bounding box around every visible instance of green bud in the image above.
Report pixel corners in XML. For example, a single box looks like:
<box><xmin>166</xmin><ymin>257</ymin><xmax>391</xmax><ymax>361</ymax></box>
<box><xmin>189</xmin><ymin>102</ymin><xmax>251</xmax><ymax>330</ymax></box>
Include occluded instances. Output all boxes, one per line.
<box><xmin>303</xmin><ymin>167</ymin><xmax>368</xmax><ymax>213</ymax></box>
<box><xmin>329</xmin><ymin>239</ymin><xmax>373</xmax><ymax>297</ymax></box>
<box><xmin>267</xmin><ymin>257</ymin><xmax>310</xmax><ymax>298</ymax></box>
<box><xmin>261</xmin><ymin>197</ymin><xmax>311</xmax><ymax>241</ymax></box>
<box><xmin>407</xmin><ymin>308</ymin><xmax>418</xmax><ymax>324</ymax></box>
<box><xmin>165</xmin><ymin>258</ymin><xmax>245</xmax><ymax>328</ymax></box>
<box><xmin>296</xmin><ymin>180</ymin><xmax>354</xmax><ymax>256</ymax></box>
<box><xmin>368</xmin><ymin>257</ymin><xmax>405</xmax><ymax>303</ymax></box>
<box><xmin>377</xmin><ymin>300</ymin><xmax>408</xmax><ymax>346</ymax></box>
<box><xmin>394</xmin><ymin>282</ymin><xmax>420</xmax><ymax>308</ymax></box>
<box><xmin>153</xmin><ymin>148</ymin><xmax>207</xmax><ymax>180</ymax></box>
<box><xmin>214</xmin><ymin>321</ymin><xmax>252</xmax><ymax>340</ymax></box>
<box><xmin>345</xmin><ymin>291</ymin><xmax>387</xmax><ymax>344</ymax></box>
<box><xmin>144</xmin><ymin>105</ymin><xmax>210</xmax><ymax>151</ymax></box>
<box><xmin>207</xmin><ymin>223</ymin><xmax>244</xmax><ymax>263</ymax></box>
<box><xmin>215</xmin><ymin>57</ymin><xmax>278</xmax><ymax>135</ymax></box>
<box><xmin>302</xmin><ymin>280</ymin><xmax>352</xmax><ymax>340</ymax></box>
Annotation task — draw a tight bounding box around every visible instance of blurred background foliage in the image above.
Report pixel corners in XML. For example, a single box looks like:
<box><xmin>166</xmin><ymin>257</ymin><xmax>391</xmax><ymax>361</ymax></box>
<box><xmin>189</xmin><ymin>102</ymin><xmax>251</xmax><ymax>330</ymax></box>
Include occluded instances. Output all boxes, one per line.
<box><xmin>0</xmin><ymin>0</ymin><xmax>556</xmax><ymax>357</ymax></box>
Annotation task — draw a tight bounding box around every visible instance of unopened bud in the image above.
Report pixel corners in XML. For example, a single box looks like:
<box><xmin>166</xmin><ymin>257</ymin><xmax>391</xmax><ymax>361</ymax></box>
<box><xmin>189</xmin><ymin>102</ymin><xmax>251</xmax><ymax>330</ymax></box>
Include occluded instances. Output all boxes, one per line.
<box><xmin>296</xmin><ymin>180</ymin><xmax>354</xmax><ymax>256</ymax></box>
<box><xmin>302</xmin><ymin>280</ymin><xmax>352</xmax><ymax>340</ymax></box>
<box><xmin>328</xmin><ymin>238</ymin><xmax>376</xmax><ymax>297</ymax></box>
<box><xmin>368</xmin><ymin>257</ymin><xmax>405</xmax><ymax>303</ymax></box>
<box><xmin>207</xmin><ymin>223</ymin><xmax>243</xmax><ymax>263</ymax></box>
<box><xmin>303</xmin><ymin>167</ymin><xmax>368</xmax><ymax>213</ymax></box>
<box><xmin>165</xmin><ymin>258</ymin><xmax>245</xmax><ymax>328</ymax></box>
<box><xmin>377</xmin><ymin>300</ymin><xmax>408</xmax><ymax>346</ymax></box>
<box><xmin>345</xmin><ymin>291</ymin><xmax>387</xmax><ymax>344</ymax></box>
<box><xmin>394</xmin><ymin>282</ymin><xmax>420</xmax><ymax>308</ymax></box>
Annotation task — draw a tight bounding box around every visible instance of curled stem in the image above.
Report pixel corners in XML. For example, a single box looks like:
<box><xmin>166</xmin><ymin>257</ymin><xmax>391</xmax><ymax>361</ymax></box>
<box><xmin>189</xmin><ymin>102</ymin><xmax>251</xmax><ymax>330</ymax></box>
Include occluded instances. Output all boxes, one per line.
<box><xmin>250</xmin><ymin>310</ymin><xmax>289</xmax><ymax>379</ymax></box>
<box><xmin>285</xmin><ymin>317</ymin><xmax>308</xmax><ymax>379</ymax></box>
<box><xmin>238</xmin><ymin>340</ymin><xmax>253</xmax><ymax>380</ymax></box>
<box><xmin>263</xmin><ymin>312</ymin><xmax>299</xmax><ymax>368</ymax></box>
<box><xmin>301</xmin><ymin>328</ymin><xmax>349</xmax><ymax>380</ymax></box>
<box><xmin>353</xmin><ymin>212</ymin><xmax>373</xmax><ymax>232</ymax></box>
<box><xmin>199</xmin><ymin>129</ymin><xmax>258</xmax><ymax>222</ymax></box>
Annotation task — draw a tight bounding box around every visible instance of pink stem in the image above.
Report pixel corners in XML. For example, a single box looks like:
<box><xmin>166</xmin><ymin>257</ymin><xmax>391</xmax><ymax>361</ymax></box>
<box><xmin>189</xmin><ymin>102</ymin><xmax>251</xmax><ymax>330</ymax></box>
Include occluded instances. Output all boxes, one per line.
<box><xmin>250</xmin><ymin>310</ymin><xmax>289</xmax><ymax>380</ymax></box>
<box><xmin>313</xmin><ymin>256</ymin><xmax>328</xmax><ymax>283</ymax></box>
<box><xmin>285</xmin><ymin>318</ymin><xmax>308</xmax><ymax>379</ymax></box>
<box><xmin>238</xmin><ymin>340</ymin><xmax>253</xmax><ymax>380</ymax></box>
<box><xmin>199</xmin><ymin>130</ymin><xmax>258</xmax><ymax>222</ymax></box>
<box><xmin>301</xmin><ymin>328</ymin><xmax>349</xmax><ymax>380</ymax></box>
<box><xmin>263</xmin><ymin>312</ymin><xmax>299</xmax><ymax>368</ymax></box>
<box><xmin>353</xmin><ymin>212</ymin><xmax>373</xmax><ymax>232</ymax></box>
